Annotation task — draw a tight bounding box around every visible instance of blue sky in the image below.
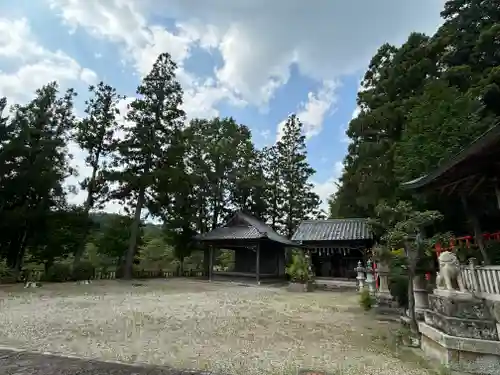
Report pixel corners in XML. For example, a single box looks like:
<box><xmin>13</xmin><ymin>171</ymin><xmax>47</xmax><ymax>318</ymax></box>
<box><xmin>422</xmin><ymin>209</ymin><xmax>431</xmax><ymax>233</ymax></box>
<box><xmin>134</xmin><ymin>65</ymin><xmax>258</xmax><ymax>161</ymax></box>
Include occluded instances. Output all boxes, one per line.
<box><xmin>0</xmin><ymin>0</ymin><xmax>446</xmax><ymax>214</ymax></box>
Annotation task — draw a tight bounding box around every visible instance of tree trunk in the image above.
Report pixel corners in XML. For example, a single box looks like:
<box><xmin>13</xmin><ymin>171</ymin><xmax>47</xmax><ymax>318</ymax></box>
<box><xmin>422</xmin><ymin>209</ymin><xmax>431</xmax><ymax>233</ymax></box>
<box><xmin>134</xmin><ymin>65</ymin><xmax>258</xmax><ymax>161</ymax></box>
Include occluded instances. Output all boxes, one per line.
<box><xmin>124</xmin><ymin>187</ymin><xmax>145</xmax><ymax>280</ymax></box>
<box><xmin>13</xmin><ymin>228</ymin><xmax>28</xmax><ymax>279</ymax></box>
<box><xmin>179</xmin><ymin>256</ymin><xmax>184</xmax><ymax>275</ymax></box>
<box><xmin>407</xmin><ymin>272</ymin><xmax>419</xmax><ymax>334</ymax></box>
<box><xmin>74</xmin><ymin>146</ymin><xmax>102</xmax><ymax>269</ymax></box>
<box><xmin>203</xmin><ymin>247</ymin><xmax>210</xmax><ymax>278</ymax></box>
<box><xmin>404</xmin><ymin>241</ymin><xmax>419</xmax><ymax>334</ymax></box>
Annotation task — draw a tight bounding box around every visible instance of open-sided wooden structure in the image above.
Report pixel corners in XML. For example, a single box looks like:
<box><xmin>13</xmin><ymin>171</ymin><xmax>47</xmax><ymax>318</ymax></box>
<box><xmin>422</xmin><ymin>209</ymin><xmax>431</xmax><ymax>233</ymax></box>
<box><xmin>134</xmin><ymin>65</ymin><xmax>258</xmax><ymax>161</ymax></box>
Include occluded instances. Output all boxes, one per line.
<box><xmin>195</xmin><ymin>211</ymin><xmax>299</xmax><ymax>284</ymax></box>
<box><xmin>291</xmin><ymin>218</ymin><xmax>373</xmax><ymax>279</ymax></box>
<box><xmin>402</xmin><ymin>125</ymin><xmax>500</xmax><ymax>264</ymax></box>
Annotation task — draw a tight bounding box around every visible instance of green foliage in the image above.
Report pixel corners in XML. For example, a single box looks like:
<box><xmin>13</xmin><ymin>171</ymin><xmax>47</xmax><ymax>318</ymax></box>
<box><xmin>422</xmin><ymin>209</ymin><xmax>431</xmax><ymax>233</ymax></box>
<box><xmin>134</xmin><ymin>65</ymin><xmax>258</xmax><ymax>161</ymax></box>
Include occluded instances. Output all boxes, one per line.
<box><xmin>372</xmin><ymin>244</ymin><xmax>410</xmax><ymax>308</ymax></box>
<box><xmin>0</xmin><ymin>260</ymin><xmax>16</xmax><ymax>283</ymax></box>
<box><xmin>0</xmin><ymin>50</ymin><xmax>320</xmax><ymax>283</ymax></box>
<box><xmin>108</xmin><ymin>53</ymin><xmax>185</xmax><ymax>279</ymax></box>
<box><xmin>138</xmin><ymin>237</ymin><xmax>175</xmax><ymax>271</ymax></box>
<box><xmin>331</xmin><ymin>0</ymin><xmax>500</xmax><ymax>225</ymax></box>
<box><xmin>276</xmin><ymin>115</ymin><xmax>321</xmax><ymax>236</ymax></box>
<box><xmin>389</xmin><ymin>255</ymin><xmax>409</xmax><ymax>308</ymax></box>
<box><xmin>184</xmin><ymin>251</ymin><xmax>204</xmax><ymax>271</ymax></box>
<box><xmin>216</xmin><ymin>250</ymin><xmax>235</xmax><ymax>271</ymax></box>
<box><xmin>72</xmin><ymin>261</ymin><xmax>95</xmax><ymax>281</ymax></box>
<box><xmin>359</xmin><ymin>289</ymin><xmax>374</xmax><ymax>311</ymax></box>
<box><xmin>44</xmin><ymin>263</ymin><xmax>72</xmax><ymax>283</ymax></box>
<box><xmin>286</xmin><ymin>249</ymin><xmax>312</xmax><ymax>283</ymax></box>
<box><xmin>96</xmin><ymin>215</ymin><xmax>138</xmax><ymax>261</ymax></box>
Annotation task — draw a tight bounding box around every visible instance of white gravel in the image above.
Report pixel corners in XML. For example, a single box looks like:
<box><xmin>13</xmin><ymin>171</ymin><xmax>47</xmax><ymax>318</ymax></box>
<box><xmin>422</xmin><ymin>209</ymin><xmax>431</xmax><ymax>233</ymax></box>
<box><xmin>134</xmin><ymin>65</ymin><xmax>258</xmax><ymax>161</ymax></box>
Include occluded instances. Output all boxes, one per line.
<box><xmin>0</xmin><ymin>279</ymin><xmax>434</xmax><ymax>375</ymax></box>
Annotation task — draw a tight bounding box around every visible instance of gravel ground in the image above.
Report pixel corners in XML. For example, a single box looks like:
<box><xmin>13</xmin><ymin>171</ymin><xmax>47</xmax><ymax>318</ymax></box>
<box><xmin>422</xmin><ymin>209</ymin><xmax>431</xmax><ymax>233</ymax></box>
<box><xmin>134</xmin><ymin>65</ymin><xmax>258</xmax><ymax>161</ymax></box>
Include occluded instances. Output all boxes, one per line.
<box><xmin>0</xmin><ymin>279</ymin><xmax>435</xmax><ymax>375</ymax></box>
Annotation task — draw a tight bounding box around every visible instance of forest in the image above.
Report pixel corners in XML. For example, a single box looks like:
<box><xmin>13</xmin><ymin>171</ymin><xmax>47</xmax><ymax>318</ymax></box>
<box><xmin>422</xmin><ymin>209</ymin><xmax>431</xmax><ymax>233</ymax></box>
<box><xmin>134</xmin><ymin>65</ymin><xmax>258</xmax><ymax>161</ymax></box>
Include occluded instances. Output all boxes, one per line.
<box><xmin>0</xmin><ymin>53</ymin><xmax>323</xmax><ymax>282</ymax></box>
<box><xmin>1</xmin><ymin>0</ymin><xmax>499</xmax><ymax>284</ymax></box>
<box><xmin>330</xmin><ymin>0</ymin><xmax>500</xmax><ymax>224</ymax></box>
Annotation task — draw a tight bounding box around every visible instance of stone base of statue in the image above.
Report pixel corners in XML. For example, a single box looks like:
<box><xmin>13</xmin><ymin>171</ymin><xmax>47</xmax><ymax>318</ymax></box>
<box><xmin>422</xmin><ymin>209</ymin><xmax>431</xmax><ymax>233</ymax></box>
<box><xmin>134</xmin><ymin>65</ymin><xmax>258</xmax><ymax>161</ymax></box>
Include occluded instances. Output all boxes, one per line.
<box><xmin>419</xmin><ymin>251</ymin><xmax>500</xmax><ymax>374</ymax></box>
<box><xmin>432</xmin><ymin>288</ymin><xmax>475</xmax><ymax>301</ymax></box>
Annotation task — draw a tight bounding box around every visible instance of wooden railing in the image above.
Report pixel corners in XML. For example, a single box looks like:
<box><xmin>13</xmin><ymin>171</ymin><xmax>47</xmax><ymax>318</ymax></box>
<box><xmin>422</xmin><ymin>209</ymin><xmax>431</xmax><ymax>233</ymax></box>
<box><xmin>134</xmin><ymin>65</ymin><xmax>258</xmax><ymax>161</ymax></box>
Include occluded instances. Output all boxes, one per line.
<box><xmin>461</xmin><ymin>260</ymin><xmax>500</xmax><ymax>300</ymax></box>
<box><xmin>20</xmin><ymin>269</ymin><xmax>206</xmax><ymax>282</ymax></box>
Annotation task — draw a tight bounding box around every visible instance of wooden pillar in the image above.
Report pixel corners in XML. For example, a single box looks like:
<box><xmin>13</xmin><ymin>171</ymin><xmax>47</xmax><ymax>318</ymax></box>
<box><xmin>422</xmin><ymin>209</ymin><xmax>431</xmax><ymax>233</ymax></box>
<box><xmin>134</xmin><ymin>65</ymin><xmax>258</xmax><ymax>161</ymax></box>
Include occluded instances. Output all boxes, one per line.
<box><xmin>209</xmin><ymin>245</ymin><xmax>214</xmax><ymax>282</ymax></box>
<box><xmin>256</xmin><ymin>243</ymin><xmax>261</xmax><ymax>285</ymax></box>
<box><xmin>461</xmin><ymin>194</ymin><xmax>490</xmax><ymax>265</ymax></box>
<box><xmin>495</xmin><ymin>185</ymin><xmax>500</xmax><ymax>210</ymax></box>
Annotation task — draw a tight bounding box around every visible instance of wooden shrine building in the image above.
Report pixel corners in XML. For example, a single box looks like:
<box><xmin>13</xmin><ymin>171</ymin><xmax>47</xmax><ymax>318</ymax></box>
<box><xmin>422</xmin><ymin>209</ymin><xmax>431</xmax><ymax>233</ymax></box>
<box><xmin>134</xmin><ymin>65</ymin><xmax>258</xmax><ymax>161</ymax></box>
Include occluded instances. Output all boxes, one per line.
<box><xmin>402</xmin><ymin>125</ymin><xmax>500</xmax><ymax>264</ymax></box>
<box><xmin>291</xmin><ymin>218</ymin><xmax>374</xmax><ymax>279</ymax></box>
<box><xmin>195</xmin><ymin>211</ymin><xmax>300</xmax><ymax>284</ymax></box>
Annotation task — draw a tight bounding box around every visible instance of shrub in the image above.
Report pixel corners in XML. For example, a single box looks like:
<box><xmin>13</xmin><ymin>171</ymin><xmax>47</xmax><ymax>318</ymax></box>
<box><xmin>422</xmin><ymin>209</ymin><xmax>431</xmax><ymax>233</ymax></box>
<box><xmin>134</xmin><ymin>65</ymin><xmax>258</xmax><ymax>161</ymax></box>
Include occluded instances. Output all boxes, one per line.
<box><xmin>72</xmin><ymin>261</ymin><xmax>95</xmax><ymax>281</ymax></box>
<box><xmin>387</xmin><ymin>250</ymin><xmax>409</xmax><ymax>308</ymax></box>
<box><xmin>359</xmin><ymin>289</ymin><xmax>374</xmax><ymax>311</ymax></box>
<box><xmin>44</xmin><ymin>263</ymin><xmax>72</xmax><ymax>282</ymax></box>
<box><xmin>285</xmin><ymin>249</ymin><xmax>312</xmax><ymax>283</ymax></box>
<box><xmin>0</xmin><ymin>260</ymin><xmax>17</xmax><ymax>284</ymax></box>
<box><xmin>389</xmin><ymin>274</ymin><xmax>409</xmax><ymax>308</ymax></box>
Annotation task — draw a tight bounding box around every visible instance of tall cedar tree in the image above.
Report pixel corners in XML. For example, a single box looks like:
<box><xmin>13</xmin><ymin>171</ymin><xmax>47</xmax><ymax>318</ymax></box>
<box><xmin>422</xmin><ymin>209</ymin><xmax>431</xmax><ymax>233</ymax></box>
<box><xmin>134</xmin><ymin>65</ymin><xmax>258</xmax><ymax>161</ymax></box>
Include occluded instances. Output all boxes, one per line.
<box><xmin>0</xmin><ymin>83</ymin><xmax>76</xmax><ymax>273</ymax></box>
<box><xmin>152</xmin><ymin>129</ymin><xmax>197</xmax><ymax>273</ymax></box>
<box><xmin>277</xmin><ymin>114</ymin><xmax>320</xmax><ymax>237</ymax></box>
<box><xmin>261</xmin><ymin>145</ymin><xmax>284</xmax><ymax>231</ymax></box>
<box><xmin>332</xmin><ymin>0</ymin><xmax>500</xmax><ymax>221</ymax></box>
<box><xmin>110</xmin><ymin>53</ymin><xmax>185</xmax><ymax>279</ymax></box>
<box><xmin>73</xmin><ymin>82</ymin><xmax>123</xmax><ymax>267</ymax></box>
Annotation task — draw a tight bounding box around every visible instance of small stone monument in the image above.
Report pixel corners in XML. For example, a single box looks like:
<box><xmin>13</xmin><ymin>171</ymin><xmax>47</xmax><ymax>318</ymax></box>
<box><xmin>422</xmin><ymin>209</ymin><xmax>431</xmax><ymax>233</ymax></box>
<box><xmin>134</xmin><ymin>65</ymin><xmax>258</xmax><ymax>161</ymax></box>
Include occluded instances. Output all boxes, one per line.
<box><xmin>419</xmin><ymin>251</ymin><xmax>500</xmax><ymax>374</ymax></box>
<box><xmin>354</xmin><ymin>261</ymin><xmax>365</xmax><ymax>291</ymax></box>
<box><xmin>365</xmin><ymin>260</ymin><xmax>376</xmax><ymax>296</ymax></box>
<box><xmin>374</xmin><ymin>261</ymin><xmax>396</xmax><ymax>313</ymax></box>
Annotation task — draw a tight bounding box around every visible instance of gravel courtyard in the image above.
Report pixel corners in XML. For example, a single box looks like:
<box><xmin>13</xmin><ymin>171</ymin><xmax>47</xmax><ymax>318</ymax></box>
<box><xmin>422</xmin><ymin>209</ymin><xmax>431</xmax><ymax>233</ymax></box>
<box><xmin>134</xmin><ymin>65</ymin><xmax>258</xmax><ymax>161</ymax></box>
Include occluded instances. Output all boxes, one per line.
<box><xmin>0</xmin><ymin>279</ymin><xmax>434</xmax><ymax>375</ymax></box>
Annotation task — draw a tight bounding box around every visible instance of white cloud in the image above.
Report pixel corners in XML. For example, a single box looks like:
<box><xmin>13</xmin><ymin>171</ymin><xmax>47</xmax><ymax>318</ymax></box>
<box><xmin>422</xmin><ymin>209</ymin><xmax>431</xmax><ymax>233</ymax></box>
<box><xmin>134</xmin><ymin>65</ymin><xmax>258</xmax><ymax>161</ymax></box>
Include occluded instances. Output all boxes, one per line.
<box><xmin>297</xmin><ymin>80</ymin><xmax>338</xmax><ymax>139</ymax></box>
<box><xmin>80</xmin><ymin>68</ymin><xmax>98</xmax><ymax>84</ymax></box>
<box><xmin>352</xmin><ymin>106</ymin><xmax>361</xmax><ymax>120</ymax></box>
<box><xmin>152</xmin><ymin>0</ymin><xmax>444</xmax><ymax>105</ymax></box>
<box><xmin>0</xmin><ymin>17</ymin><xmax>98</xmax><ymax>103</ymax></box>
<box><xmin>48</xmin><ymin>0</ymin><xmax>445</xmax><ymax>118</ymax></box>
<box><xmin>48</xmin><ymin>0</ymin><xmax>236</xmax><ymax>120</ymax></box>
<box><xmin>276</xmin><ymin>80</ymin><xmax>338</xmax><ymax>142</ymax></box>
<box><xmin>312</xmin><ymin>161</ymin><xmax>344</xmax><ymax>213</ymax></box>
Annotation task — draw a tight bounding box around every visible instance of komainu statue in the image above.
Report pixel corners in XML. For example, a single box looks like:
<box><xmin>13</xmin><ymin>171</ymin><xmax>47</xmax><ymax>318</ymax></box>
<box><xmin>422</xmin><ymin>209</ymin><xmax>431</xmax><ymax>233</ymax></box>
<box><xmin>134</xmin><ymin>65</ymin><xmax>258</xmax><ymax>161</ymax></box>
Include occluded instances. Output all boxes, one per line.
<box><xmin>436</xmin><ymin>251</ymin><xmax>467</xmax><ymax>292</ymax></box>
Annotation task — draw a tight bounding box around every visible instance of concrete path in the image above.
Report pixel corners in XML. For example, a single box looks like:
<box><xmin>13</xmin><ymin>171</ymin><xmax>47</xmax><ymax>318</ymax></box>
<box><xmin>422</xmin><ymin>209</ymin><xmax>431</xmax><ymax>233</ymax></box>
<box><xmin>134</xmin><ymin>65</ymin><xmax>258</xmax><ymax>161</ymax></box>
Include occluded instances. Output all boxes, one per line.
<box><xmin>0</xmin><ymin>349</ymin><xmax>216</xmax><ymax>375</ymax></box>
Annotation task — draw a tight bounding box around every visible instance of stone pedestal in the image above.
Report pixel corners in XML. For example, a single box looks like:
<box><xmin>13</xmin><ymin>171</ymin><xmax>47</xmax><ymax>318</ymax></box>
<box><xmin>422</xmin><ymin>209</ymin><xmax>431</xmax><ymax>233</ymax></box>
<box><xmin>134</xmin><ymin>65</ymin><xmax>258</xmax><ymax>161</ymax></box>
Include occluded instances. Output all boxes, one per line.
<box><xmin>374</xmin><ymin>262</ymin><xmax>398</xmax><ymax>315</ymax></box>
<box><xmin>413</xmin><ymin>275</ymin><xmax>429</xmax><ymax>321</ymax></box>
<box><xmin>425</xmin><ymin>290</ymin><xmax>498</xmax><ymax>341</ymax></box>
<box><xmin>419</xmin><ymin>289</ymin><xmax>500</xmax><ymax>374</ymax></box>
<box><xmin>420</xmin><ymin>322</ymin><xmax>500</xmax><ymax>375</ymax></box>
<box><xmin>366</xmin><ymin>260</ymin><xmax>376</xmax><ymax>296</ymax></box>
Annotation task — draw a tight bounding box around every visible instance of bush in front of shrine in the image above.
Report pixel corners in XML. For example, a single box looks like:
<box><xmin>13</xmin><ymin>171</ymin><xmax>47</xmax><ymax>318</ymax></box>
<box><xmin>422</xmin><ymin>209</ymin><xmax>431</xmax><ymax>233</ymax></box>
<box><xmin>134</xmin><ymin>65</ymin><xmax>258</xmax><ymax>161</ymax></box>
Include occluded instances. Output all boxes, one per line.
<box><xmin>286</xmin><ymin>249</ymin><xmax>313</xmax><ymax>284</ymax></box>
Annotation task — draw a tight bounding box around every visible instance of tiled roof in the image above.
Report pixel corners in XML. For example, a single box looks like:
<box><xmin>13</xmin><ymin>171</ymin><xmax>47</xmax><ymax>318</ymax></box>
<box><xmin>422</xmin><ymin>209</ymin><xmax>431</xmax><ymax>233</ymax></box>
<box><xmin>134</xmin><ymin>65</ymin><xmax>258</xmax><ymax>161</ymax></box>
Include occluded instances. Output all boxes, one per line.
<box><xmin>291</xmin><ymin>218</ymin><xmax>372</xmax><ymax>242</ymax></box>
<box><xmin>195</xmin><ymin>211</ymin><xmax>299</xmax><ymax>246</ymax></box>
<box><xmin>196</xmin><ymin>226</ymin><xmax>262</xmax><ymax>241</ymax></box>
